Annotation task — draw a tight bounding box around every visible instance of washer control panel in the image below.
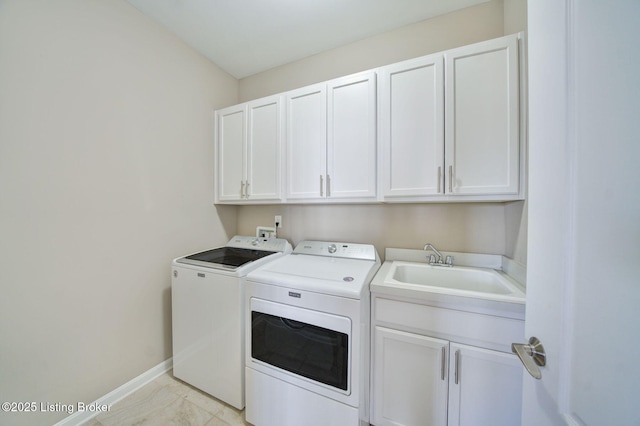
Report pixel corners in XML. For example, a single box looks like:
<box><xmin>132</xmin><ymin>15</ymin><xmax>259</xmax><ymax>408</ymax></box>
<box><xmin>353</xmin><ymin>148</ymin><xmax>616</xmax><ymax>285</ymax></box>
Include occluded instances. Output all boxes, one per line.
<box><xmin>226</xmin><ymin>235</ymin><xmax>291</xmax><ymax>252</ymax></box>
<box><xmin>293</xmin><ymin>240</ymin><xmax>377</xmax><ymax>261</ymax></box>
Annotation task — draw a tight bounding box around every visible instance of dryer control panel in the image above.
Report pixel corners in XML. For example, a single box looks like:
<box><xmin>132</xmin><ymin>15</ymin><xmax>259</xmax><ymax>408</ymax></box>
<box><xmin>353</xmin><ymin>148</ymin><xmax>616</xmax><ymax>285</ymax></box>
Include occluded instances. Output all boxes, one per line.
<box><xmin>293</xmin><ymin>240</ymin><xmax>377</xmax><ymax>261</ymax></box>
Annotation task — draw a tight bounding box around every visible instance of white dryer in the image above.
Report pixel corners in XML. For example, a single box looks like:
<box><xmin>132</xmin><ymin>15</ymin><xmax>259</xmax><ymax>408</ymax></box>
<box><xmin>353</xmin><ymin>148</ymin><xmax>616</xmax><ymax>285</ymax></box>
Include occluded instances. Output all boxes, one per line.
<box><xmin>245</xmin><ymin>241</ymin><xmax>380</xmax><ymax>426</ymax></box>
<box><xmin>171</xmin><ymin>236</ymin><xmax>291</xmax><ymax>409</ymax></box>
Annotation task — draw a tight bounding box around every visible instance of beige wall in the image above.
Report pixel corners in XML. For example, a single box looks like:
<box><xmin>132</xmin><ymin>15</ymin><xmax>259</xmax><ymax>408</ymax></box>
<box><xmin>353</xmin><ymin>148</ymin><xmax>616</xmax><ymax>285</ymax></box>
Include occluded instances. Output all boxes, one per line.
<box><xmin>0</xmin><ymin>1</ymin><xmax>237</xmax><ymax>424</ymax></box>
<box><xmin>237</xmin><ymin>0</ymin><xmax>529</xmax><ymax>264</ymax></box>
<box><xmin>238</xmin><ymin>204</ymin><xmax>507</xmax><ymax>260</ymax></box>
<box><xmin>504</xmin><ymin>0</ymin><xmax>529</xmax><ymax>35</ymax></box>
<box><xmin>239</xmin><ymin>0</ymin><xmax>504</xmax><ymax>102</ymax></box>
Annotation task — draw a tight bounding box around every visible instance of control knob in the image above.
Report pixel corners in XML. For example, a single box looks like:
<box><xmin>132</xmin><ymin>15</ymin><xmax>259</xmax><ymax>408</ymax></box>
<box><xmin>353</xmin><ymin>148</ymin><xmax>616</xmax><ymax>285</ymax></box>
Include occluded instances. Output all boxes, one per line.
<box><xmin>327</xmin><ymin>244</ymin><xmax>337</xmax><ymax>254</ymax></box>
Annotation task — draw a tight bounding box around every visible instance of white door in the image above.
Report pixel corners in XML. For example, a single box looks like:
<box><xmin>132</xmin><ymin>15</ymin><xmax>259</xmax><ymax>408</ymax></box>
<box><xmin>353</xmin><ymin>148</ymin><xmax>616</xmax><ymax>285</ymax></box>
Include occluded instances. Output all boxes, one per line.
<box><xmin>247</xmin><ymin>95</ymin><xmax>283</xmax><ymax>201</ymax></box>
<box><xmin>327</xmin><ymin>71</ymin><xmax>377</xmax><ymax>200</ymax></box>
<box><xmin>444</xmin><ymin>34</ymin><xmax>519</xmax><ymax>196</ymax></box>
<box><xmin>285</xmin><ymin>83</ymin><xmax>327</xmax><ymax>200</ymax></box>
<box><xmin>379</xmin><ymin>54</ymin><xmax>444</xmax><ymax>199</ymax></box>
<box><xmin>523</xmin><ymin>1</ymin><xmax>640</xmax><ymax>425</ymax></box>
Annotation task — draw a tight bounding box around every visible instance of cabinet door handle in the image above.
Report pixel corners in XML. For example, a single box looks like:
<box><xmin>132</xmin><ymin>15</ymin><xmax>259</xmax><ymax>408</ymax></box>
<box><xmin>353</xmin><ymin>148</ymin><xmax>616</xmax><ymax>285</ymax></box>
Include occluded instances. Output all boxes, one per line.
<box><xmin>441</xmin><ymin>346</ymin><xmax>446</xmax><ymax>380</ymax></box>
<box><xmin>448</xmin><ymin>165</ymin><xmax>453</xmax><ymax>193</ymax></box>
<box><xmin>240</xmin><ymin>180</ymin><xmax>245</xmax><ymax>198</ymax></box>
<box><xmin>327</xmin><ymin>174</ymin><xmax>331</xmax><ymax>197</ymax></box>
<box><xmin>320</xmin><ymin>175</ymin><xmax>324</xmax><ymax>197</ymax></box>
<box><xmin>454</xmin><ymin>349</ymin><xmax>461</xmax><ymax>384</ymax></box>
<box><xmin>437</xmin><ymin>167</ymin><xmax>442</xmax><ymax>193</ymax></box>
<box><xmin>245</xmin><ymin>181</ymin><xmax>250</xmax><ymax>198</ymax></box>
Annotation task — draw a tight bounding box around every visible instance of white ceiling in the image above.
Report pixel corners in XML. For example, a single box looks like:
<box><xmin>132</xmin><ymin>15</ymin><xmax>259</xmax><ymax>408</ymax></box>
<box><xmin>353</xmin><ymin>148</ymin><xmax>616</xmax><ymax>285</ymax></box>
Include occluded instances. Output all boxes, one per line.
<box><xmin>126</xmin><ymin>0</ymin><xmax>489</xmax><ymax>79</ymax></box>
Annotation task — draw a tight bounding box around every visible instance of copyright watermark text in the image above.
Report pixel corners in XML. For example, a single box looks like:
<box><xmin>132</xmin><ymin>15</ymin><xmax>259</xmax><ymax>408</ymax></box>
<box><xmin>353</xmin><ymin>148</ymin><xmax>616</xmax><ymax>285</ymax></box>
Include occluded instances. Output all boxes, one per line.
<box><xmin>2</xmin><ymin>401</ymin><xmax>111</xmax><ymax>414</ymax></box>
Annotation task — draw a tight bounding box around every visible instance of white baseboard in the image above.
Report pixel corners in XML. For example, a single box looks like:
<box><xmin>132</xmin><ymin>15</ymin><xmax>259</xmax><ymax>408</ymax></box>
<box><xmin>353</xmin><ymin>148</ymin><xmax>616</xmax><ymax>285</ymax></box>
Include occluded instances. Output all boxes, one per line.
<box><xmin>54</xmin><ymin>358</ymin><xmax>173</xmax><ymax>426</ymax></box>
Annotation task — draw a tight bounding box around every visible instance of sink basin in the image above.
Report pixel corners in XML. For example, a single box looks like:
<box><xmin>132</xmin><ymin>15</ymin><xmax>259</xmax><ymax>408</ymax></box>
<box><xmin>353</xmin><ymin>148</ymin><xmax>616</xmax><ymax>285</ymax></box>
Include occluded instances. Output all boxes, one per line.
<box><xmin>384</xmin><ymin>261</ymin><xmax>525</xmax><ymax>303</ymax></box>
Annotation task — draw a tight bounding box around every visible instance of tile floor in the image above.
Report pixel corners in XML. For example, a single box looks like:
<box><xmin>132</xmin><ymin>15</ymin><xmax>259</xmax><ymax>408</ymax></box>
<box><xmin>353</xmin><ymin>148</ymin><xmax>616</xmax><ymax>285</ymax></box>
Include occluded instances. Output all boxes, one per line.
<box><xmin>81</xmin><ymin>370</ymin><xmax>250</xmax><ymax>426</ymax></box>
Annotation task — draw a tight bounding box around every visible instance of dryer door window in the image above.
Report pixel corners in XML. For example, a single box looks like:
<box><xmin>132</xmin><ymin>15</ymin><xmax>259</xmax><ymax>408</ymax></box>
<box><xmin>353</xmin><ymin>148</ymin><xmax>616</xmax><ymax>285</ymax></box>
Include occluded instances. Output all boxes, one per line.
<box><xmin>248</xmin><ymin>298</ymin><xmax>351</xmax><ymax>394</ymax></box>
<box><xmin>250</xmin><ymin>310</ymin><xmax>349</xmax><ymax>391</ymax></box>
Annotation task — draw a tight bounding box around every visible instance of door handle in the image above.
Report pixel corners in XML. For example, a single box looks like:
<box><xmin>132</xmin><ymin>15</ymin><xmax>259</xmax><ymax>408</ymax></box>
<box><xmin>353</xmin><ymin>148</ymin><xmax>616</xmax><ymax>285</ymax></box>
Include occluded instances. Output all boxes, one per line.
<box><xmin>512</xmin><ymin>336</ymin><xmax>546</xmax><ymax>380</ymax></box>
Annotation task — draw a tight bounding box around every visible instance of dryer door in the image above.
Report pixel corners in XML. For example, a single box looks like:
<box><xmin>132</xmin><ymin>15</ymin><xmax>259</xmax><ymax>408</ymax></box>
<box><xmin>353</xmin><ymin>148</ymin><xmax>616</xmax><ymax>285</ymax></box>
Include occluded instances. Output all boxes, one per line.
<box><xmin>249</xmin><ymin>298</ymin><xmax>351</xmax><ymax>393</ymax></box>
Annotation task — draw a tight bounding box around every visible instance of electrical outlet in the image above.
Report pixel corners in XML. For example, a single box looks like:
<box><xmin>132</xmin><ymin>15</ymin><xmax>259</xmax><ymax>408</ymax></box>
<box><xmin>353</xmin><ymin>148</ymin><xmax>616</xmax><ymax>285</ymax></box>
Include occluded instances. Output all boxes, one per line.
<box><xmin>275</xmin><ymin>215</ymin><xmax>282</xmax><ymax>228</ymax></box>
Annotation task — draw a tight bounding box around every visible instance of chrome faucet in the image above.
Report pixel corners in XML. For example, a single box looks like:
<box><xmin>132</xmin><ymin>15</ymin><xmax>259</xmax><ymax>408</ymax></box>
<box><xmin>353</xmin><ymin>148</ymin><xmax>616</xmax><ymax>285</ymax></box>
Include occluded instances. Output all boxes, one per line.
<box><xmin>423</xmin><ymin>243</ymin><xmax>454</xmax><ymax>267</ymax></box>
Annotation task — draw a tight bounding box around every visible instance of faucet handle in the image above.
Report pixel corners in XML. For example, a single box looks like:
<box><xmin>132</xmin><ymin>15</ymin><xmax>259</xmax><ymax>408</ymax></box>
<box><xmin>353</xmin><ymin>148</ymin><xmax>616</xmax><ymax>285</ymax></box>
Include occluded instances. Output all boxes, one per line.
<box><xmin>445</xmin><ymin>255</ymin><xmax>454</xmax><ymax>266</ymax></box>
<box><xmin>428</xmin><ymin>254</ymin><xmax>437</xmax><ymax>264</ymax></box>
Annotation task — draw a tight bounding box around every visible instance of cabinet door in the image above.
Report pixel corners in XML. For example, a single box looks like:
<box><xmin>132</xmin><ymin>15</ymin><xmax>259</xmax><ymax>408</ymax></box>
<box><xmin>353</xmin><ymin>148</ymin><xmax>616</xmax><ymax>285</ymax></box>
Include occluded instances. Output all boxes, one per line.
<box><xmin>373</xmin><ymin>326</ymin><xmax>448</xmax><ymax>426</ymax></box>
<box><xmin>285</xmin><ymin>83</ymin><xmax>327</xmax><ymax>200</ymax></box>
<box><xmin>327</xmin><ymin>71</ymin><xmax>377</xmax><ymax>200</ymax></box>
<box><xmin>216</xmin><ymin>104</ymin><xmax>246</xmax><ymax>202</ymax></box>
<box><xmin>445</xmin><ymin>34</ymin><xmax>520</xmax><ymax>196</ymax></box>
<box><xmin>380</xmin><ymin>54</ymin><xmax>444</xmax><ymax>199</ymax></box>
<box><xmin>447</xmin><ymin>343</ymin><xmax>523</xmax><ymax>426</ymax></box>
<box><xmin>247</xmin><ymin>95</ymin><xmax>283</xmax><ymax>201</ymax></box>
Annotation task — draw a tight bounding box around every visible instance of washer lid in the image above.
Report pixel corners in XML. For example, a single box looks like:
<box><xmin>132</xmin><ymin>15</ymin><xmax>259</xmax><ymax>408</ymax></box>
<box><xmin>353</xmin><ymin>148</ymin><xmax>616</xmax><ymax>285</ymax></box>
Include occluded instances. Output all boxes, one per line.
<box><xmin>176</xmin><ymin>247</ymin><xmax>277</xmax><ymax>270</ymax></box>
<box><xmin>174</xmin><ymin>236</ymin><xmax>292</xmax><ymax>271</ymax></box>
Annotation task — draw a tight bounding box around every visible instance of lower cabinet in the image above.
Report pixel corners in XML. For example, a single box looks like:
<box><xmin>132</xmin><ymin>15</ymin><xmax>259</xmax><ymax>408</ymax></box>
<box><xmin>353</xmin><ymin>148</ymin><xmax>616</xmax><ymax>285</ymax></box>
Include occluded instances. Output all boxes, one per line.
<box><xmin>373</xmin><ymin>327</ymin><xmax>448</xmax><ymax>425</ymax></box>
<box><xmin>371</xmin><ymin>297</ymin><xmax>524</xmax><ymax>426</ymax></box>
<box><xmin>447</xmin><ymin>343</ymin><xmax>523</xmax><ymax>426</ymax></box>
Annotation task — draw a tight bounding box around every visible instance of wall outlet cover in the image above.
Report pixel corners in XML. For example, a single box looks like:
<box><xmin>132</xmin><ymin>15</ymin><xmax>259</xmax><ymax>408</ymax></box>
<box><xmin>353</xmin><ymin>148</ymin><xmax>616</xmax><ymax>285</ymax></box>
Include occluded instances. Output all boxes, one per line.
<box><xmin>256</xmin><ymin>226</ymin><xmax>276</xmax><ymax>238</ymax></box>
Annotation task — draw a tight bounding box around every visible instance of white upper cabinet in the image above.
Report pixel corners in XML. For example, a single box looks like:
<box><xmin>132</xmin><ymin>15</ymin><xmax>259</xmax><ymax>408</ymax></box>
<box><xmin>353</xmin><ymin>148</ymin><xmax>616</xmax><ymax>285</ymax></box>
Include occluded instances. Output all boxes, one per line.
<box><xmin>327</xmin><ymin>72</ymin><xmax>377</xmax><ymax>200</ymax></box>
<box><xmin>214</xmin><ymin>33</ymin><xmax>524</xmax><ymax>204</ymax></box>
<box><xmin>379</xmin><ymin>33</ymin><xmax>523</xmax><ymax>202</ymax></box>
<box><xmin>247</xmin><ymin>96</ymin><xmax>283</xmax><ymax>201</ymax></box>
<box><xmin>445</xmin><ymin>35</ymin><xmax>520</xmax><ymax>197</ymax></box>
<box><xmin>285</xmin><ymin>83</ymin><xmax>327</xmax><ymax>200</ymax></box>
<box><xmin>216</xmin><ymin>104</ymin><xmax>246</xmax><ymax>202</ymax></box>
<box><xmin>286</xmin><ymin>71</ymin><xmax>377</xmax><ymax>202</ymax></box>
<box><xmin>215</xmin><ymin>95</ymin><xmax>283</xmax><ymax>203</ymax></box>
<box><xmin>379</xmin><ymin>54</ymin><xmax>445</xmax><ymax>198</ymax></box>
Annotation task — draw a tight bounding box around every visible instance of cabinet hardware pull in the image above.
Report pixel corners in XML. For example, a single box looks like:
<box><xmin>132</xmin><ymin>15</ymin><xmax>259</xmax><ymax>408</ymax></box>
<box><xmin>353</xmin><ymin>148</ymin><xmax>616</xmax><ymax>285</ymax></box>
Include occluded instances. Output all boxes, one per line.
<box><xmin>441</xmin><ymin>346</ymin><xmax>446</xmax><ymax>380</ymax></box>
<box><xmin>455</xmin><ymin>349</ymin><xmax>461</xmax><ymax>384</ymax></box>
<box><xmin>245</xmin><ymin>181</ymin><xmax>250</xmax><ymax>198</ymax></box>
<box><xmin>240</xmin><ymin>180</ymin><xmax>245</xmax><ymax>198</ymax></box>
<box><xmin>327</xmin><ymin>175</ymin><xmax>331</xmax><ymax>197</ymax></box>
<box><xmin>437</xmin><ymin>167</ymin><xmax>442</xmax><ymax>193</ymax></box>
<box><xmin>320</xmin><ymin>175</ymin><xmax>324</xmax><ymax>197</ymax></box>
<box><xmin>448</xmin><ymin>166</ymin><xmax>453</xmax><ymax>193</ymax></box>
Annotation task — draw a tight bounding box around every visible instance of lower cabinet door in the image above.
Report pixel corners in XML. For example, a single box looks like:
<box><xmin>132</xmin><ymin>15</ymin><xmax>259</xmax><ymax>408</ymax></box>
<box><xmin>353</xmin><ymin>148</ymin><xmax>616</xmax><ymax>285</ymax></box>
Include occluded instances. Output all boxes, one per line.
<box><xmin>447</xmin><ymin>343</ymin><xmax>523</xmax><ymax>426</ymax></box>
<box><xmin>373</xmin><ymin>326</ymin><xmax>449</xmax><ymax>426</ymax></box>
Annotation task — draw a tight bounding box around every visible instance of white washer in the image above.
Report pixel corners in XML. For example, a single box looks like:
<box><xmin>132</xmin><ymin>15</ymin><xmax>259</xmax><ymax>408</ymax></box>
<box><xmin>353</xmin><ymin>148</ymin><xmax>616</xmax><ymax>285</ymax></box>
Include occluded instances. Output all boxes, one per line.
<box><xmin>245</xmin><ymin>241</ymin><xmax>380</xmax><ymax>426</ymax></box>
<box><xmin>171</xmin><ymin>236</ymin><xmax>291</xmax><ymax>409</ymax></box>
